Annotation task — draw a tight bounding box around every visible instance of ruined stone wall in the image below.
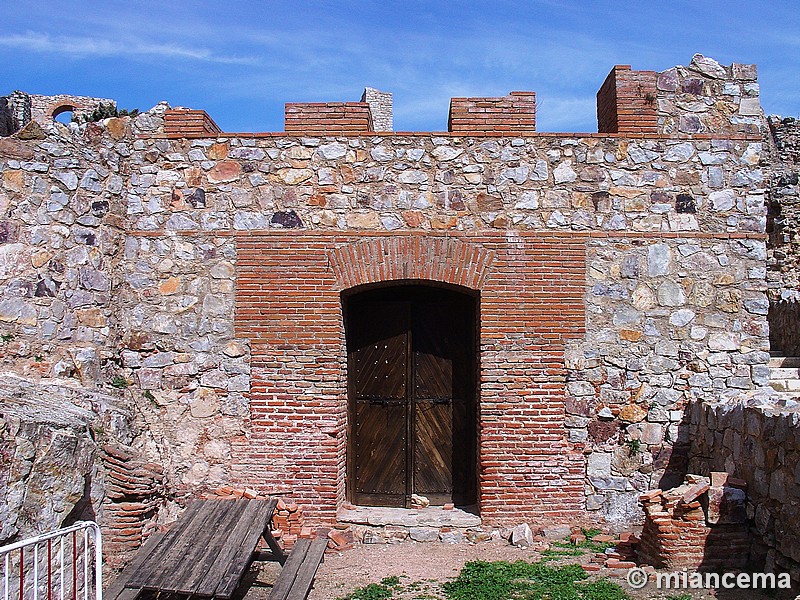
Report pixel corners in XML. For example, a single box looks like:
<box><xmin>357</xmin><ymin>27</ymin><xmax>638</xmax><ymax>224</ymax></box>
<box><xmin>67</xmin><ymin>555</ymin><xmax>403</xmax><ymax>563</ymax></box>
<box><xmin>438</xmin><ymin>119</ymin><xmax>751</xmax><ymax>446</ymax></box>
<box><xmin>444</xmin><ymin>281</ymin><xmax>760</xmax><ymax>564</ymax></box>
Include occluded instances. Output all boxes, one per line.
<box><xmin>766</xmin><ymin>117</ymin><xmax>800</xmax><ymax>354</ymax></box>
<box><xmin>29</xmin><ymin>94</ymin><xmax>116</xmax><ymax>125</ymax></box>
<box><xmin>0</xmin><ymin>55</ymin><xmax>775</xmax><ymax>538</ymax></box>
<box><xmin>0</xmin><ymin>92</ymin><xmax>32</xmax><ymax>136</ymax></box>
<box><xmin>688</xmin><ymin>400</ymin><xmax>800</xmax><ymax>582</ymax></box>
<box><xmin>0</xmin><ymin>92</ymin><xmax>116</xmax><ymax>136</ymax></box>
<box><xmin>656</xmin><ymin>55</ymin><xmax>761</xmax><ymax>136</ymax></box>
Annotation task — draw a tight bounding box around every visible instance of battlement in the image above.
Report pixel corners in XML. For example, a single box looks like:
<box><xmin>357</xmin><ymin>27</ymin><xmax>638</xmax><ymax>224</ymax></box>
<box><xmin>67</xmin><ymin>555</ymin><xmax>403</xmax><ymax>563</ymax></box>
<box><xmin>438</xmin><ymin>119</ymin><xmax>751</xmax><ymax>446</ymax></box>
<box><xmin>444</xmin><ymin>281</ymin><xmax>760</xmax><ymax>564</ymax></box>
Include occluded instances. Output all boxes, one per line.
<box><xmin>0</xmin><ymin>55</ymin><xmax>763</xmax><ymax>140</ymax></box>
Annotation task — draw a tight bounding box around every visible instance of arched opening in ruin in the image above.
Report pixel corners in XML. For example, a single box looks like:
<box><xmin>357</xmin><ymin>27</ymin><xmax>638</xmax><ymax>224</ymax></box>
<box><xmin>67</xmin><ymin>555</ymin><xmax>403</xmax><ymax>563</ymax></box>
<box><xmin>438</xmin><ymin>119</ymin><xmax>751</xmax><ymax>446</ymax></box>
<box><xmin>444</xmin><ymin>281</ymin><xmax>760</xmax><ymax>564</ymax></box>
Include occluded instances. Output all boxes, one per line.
<box><xmin>52</xmin><ymin>104</ymin><xmax>76</xmax><ymax>124</ymax></box>
<box><xmin>342</xmin><ymin>281</ymin><xmax>479</xmax><ymax>510</ymax></box>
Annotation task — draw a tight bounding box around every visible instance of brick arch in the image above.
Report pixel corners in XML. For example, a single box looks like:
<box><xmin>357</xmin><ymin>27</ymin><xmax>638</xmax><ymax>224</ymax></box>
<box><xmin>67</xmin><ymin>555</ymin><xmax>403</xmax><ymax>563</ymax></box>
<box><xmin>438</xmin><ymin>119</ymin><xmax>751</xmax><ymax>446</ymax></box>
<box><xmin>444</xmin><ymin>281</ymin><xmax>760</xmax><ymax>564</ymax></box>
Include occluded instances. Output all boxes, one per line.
<box><xmin>50</xmin><ymin>104</ymin><xmax>75</xmax><ymax>119</ymax></box>
<box><xmin>327</xmin><ymin>236</ymin><xmax>495</xmax><ymax>292</ymax></box>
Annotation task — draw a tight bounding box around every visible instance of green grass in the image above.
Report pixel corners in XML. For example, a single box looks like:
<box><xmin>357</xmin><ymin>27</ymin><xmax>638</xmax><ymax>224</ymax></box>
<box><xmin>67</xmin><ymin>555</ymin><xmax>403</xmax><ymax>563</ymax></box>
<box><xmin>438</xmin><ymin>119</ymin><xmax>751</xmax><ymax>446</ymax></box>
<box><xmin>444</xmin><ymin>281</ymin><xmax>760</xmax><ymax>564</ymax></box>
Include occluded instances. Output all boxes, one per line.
<box><xmin>110</xmin><ymin>375</ymin><xmax>129</xmax><ymax>388</ymax></box>
<box><xmin>443</xmin><ymin>560</ymin><xmax>630</xmax><ymax>600</ymax></box>
<box><xmin>339</xmin><ymin>546</ymin><xmax>631</xmax><ymax>600</ymax></box>
<box><xmin>541</xmin><ymin>529</ymin><xmax>614</xmax><ymax>561</ymax></box>
<box><xmin>337</xmin><ymin>583</ymin><xmax>394</xmax><ymax>600</ymax></box>
<box><xmin>337</xmin><ymin>576</ymin><xmax>403</xmax><ymax>600</ymax></box>
<box><xmin>665</xmin><ymin>595</ymin><xmax>692</xmax><ymax>600</ymax></box>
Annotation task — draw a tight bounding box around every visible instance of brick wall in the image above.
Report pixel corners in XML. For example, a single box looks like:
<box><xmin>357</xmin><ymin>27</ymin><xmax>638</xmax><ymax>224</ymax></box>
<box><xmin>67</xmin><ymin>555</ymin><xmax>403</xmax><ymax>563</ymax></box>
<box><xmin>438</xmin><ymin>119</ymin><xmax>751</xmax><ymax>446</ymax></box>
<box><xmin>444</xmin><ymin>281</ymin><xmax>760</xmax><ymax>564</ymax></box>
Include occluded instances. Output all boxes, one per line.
<box><xmin>597</xmin><ymin>66</ymin><xmax>658</xmax><ymax>134</ymax></box>
<box><xmin>284</xmin><ymin>102</ymin><xmax>373</xmax><ymax>134</ymax></box>
<box><xmin>233</xmin><ymin>232</ymin><xmax>587</xmax><ymax>525</ymax></box>
<box><xmin>448</xmin><ymin>92</ymin><xmax>536</xmax><ymax>133</ymax></box>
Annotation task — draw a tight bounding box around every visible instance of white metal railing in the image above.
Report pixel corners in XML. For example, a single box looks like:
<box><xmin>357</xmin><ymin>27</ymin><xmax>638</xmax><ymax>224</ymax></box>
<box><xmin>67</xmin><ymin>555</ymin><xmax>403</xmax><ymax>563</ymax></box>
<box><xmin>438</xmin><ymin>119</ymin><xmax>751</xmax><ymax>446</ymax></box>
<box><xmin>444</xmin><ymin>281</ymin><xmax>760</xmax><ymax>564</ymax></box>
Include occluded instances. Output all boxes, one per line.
<box><xmin>0</xmin><ymin>522</ymin><xmax>102</xmax><ymax>600</ymax></box>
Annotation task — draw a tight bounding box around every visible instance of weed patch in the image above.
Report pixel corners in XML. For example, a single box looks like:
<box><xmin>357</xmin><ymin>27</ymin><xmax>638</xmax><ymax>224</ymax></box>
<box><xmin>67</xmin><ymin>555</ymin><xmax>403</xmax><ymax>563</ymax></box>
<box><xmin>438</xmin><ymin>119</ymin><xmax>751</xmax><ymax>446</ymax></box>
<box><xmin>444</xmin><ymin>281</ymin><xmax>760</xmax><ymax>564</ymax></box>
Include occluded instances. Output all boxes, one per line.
<box><xmin>442</xmin><ymin>560</ymin><xmax>630</xmax><ymax>600</ymax></box>
<box><xmin>338</xmin><ymin>576</ymin><xmax>403</xmax><ymax>600</ymax></box>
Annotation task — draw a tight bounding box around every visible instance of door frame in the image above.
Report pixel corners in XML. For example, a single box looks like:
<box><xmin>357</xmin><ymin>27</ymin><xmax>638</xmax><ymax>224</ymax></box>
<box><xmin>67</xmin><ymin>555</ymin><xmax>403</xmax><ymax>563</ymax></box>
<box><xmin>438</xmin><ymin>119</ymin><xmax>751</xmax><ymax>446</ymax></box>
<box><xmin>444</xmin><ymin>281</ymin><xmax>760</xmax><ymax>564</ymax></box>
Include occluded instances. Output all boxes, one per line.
<box><xmin>342</xmin><ymin>280</ymin><xmax>480</xmax><ymax>509</ymax></box>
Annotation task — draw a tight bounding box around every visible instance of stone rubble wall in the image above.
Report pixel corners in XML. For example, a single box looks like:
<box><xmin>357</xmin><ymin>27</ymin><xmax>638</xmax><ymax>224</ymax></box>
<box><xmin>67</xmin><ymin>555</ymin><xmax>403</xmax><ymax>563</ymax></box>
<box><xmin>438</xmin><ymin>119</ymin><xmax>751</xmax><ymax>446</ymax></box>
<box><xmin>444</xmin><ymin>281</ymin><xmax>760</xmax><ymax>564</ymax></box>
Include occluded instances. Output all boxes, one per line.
<box><xmin>688</xmin><ymin>400</ymin><xmax>800</xmax><ymax>581</ymax></box>
<box><xmin>0</xmin><ymin>92</ymin><xmax>32</xmax><ymax>136</ymax></box>
<box><xmin>767</xmin><ymin>117</ymin><xmax>800</xmax><ymax>302</ymax></box>
<box><xmin>0</xmin><ymin>55</ymin><xmax>777</xmax><ymax>537</ymax></box>
<box><xmin>29</xmin><ymin>94</ymin><xmax>116</xmax><ymax>125</ymax></box>
<box><xmin>769</xmin><ymin>300</ymin><xmax>800</xmax><ymax>356</ymax></box>
<box><xmin>568</xmin><ymin>235</ymin><xmax>769</xmax><ymax>524</ymax></box>
<box><xmin>0</xmin><ymin>92</ymin><xmax>116</xmax><ymax>136</ymax></box>
<box><xmin>656</xmin><ymin>54</ymin><xmax>761</xmax><ymax>137</ymax></box>
<box><xmin>766</xmin><ymin>116</ymin><xmax>800</xmax><ymax>355</ymax></box>
<box><xmin>125</xmin><ymin>134</ymin><xmax>766</xmax><ymax>235</ymax></box>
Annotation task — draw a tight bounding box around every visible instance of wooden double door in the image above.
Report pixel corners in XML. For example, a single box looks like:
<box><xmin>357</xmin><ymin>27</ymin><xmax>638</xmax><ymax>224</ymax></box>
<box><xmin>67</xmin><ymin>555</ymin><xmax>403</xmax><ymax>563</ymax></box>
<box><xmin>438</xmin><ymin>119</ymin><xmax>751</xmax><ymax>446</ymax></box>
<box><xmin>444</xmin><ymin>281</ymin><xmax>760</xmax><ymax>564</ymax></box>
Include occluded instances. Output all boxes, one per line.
<box><xmin>345</xmin><ymin>285</ymin><xmax>477</xmax><ymax>507</ymax></box>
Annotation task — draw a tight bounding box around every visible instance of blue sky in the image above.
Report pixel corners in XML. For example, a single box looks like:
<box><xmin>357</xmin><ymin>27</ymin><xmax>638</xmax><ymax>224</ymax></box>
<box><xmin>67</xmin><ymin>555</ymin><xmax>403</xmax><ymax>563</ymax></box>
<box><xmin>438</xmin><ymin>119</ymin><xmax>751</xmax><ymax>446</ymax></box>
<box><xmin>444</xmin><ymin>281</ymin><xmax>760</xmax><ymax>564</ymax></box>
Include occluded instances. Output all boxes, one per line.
<box><xmin>1</xmin><ymin>1</ymin><xmax>799</xmax><ymax>132</ymax></box>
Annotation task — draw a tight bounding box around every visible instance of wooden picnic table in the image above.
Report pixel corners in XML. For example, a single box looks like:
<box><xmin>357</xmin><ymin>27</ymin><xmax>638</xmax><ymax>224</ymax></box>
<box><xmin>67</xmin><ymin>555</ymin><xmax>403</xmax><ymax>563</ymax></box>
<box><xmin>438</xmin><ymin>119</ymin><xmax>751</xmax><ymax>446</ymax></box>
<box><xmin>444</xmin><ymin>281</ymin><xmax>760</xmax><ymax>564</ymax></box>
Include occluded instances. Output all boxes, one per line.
<box><xmin>118</xmin><ymin>498</ymin><xmax>283</xmax><ymax>599</ymax></box>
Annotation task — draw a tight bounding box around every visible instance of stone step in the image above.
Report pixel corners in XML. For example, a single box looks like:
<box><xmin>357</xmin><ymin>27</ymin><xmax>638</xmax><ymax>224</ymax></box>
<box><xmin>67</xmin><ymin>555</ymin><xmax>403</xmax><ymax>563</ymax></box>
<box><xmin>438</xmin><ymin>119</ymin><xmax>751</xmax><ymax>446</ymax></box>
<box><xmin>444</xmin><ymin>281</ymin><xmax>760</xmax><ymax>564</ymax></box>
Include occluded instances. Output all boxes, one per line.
<box><xmin>770</xmin><ymin>379</ymin><xmax>800</xmax><ymax>392</ymax></box>
<box><xmin>769</xmin><ymin>367</ymin><xmax>800</xmax><ymax>379</ymax></box>
<box><xmin>338</xmin><ymin>505</ymin><xmax>486</xmax><ymax>545</ymax></box>
<box><xmin>768</xmin><ymin>355</ymin><xmax>800</xmax><ymax>368</ymax></box>
<box><xmin>338</xmin><ymin>505</ymin><xmax>481</xmax><ymax>528</ymax></box>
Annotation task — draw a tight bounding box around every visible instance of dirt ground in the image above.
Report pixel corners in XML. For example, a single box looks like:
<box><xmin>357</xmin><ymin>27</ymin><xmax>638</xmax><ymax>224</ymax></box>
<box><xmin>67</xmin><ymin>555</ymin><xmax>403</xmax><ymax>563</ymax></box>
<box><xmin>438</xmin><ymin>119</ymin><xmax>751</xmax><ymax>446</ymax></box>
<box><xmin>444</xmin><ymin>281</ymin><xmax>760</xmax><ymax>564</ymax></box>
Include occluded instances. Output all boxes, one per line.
<box><xmin>236</xmin><ymin>538</ymin><xmax>789</xmax><ymax>600</ymax></box>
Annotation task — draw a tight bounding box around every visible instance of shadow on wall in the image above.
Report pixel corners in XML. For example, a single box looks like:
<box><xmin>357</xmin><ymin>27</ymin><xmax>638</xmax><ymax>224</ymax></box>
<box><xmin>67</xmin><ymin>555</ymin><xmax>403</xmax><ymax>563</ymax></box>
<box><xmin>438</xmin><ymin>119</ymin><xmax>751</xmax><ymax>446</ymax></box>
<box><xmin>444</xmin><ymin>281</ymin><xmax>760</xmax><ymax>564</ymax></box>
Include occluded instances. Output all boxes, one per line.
<box><xmin>655</xmin><ymin>409</ymin><xmax>691</xmax><ymax>491</ymax></box>
<box><xmin>769</xmin><ymin>301</ymin><xmax>800</xmax><ymax>356</ymax></box>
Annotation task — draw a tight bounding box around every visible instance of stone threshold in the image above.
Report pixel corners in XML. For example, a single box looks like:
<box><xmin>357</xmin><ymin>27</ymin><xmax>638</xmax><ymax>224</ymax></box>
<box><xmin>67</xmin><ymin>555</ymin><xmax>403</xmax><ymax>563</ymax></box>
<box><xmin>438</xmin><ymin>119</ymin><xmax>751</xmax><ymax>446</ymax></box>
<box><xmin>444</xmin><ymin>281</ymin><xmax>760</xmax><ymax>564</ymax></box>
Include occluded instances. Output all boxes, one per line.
<box><xmin>338</xmin><ymin>505</ymin><xmax>481</xmax><ymax>529</ymax></box>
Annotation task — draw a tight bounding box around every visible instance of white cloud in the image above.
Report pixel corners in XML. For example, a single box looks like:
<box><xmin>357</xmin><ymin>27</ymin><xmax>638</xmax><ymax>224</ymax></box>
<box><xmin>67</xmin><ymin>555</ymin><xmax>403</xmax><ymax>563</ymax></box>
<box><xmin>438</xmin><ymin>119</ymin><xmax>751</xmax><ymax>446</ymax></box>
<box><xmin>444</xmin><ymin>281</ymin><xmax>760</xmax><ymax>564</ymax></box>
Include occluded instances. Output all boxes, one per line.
<box><xmin>0</xmin><ymin>31</ymin><xmax>258</xmax><ymax>65</ymax></box>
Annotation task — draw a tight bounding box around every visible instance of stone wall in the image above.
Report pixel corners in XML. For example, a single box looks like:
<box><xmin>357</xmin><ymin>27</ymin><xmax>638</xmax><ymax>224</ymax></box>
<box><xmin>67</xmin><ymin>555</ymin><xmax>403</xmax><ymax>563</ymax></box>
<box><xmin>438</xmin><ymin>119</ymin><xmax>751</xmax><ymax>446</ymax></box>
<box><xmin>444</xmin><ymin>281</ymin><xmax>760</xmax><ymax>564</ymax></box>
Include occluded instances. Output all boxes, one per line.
<box><xmin>83</xmin><ymin>133</ymin><xmax>770</xmax><ymax>524</ymax></box>
<box><xmin>569</xmin><ymin>234</ymin><xmax>769</xmax><ymax>524</ymax></box>
<box><xmin>0</xmin><ymin>92</ymin><xmax>115</xmax><ymax>135</ymax></box>
<box><xmin>769</xmin><ymin>300</ymin><xmax>800</xmax><ymax>356</ymax></box>
<box><xmin>0</xmin><ymin>92</ymin><xmax>31</xmax><ymax>136</ymax></box>
<box><xmin>766</xmin><ymin>116</ymin><xmax>800</xmax><ymax>355</ymax></box>
<box><xmin>29</xmin><ymin>93</ymin><xmax>116</xmax><ymax>125</ymax></box>
<box><xmin>360</xmin><ymin>87</ymin><xmax>393</xmax><ymax>132</ymax></box>
<box><xmin>688</xmin><ymin>400</ymin><xmax>800</xmax><ymax>582</ymax></box>
<box><xmin>0</xmin><ymin>55</ymin><xmax>777</xmax><ymax>542</ymax></box>
<box><xmin>656</xmin><ymin>54</ymin><xmax>761</xmax><ymax>136</ymax></box>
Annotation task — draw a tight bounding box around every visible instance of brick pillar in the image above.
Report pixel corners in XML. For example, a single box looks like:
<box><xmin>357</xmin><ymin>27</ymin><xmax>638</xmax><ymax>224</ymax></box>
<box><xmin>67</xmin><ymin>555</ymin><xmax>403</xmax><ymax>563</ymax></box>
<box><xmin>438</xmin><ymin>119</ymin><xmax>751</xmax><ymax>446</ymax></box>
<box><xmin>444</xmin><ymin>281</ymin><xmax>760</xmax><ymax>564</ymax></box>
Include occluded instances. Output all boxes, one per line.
<box><xmin>597</xmin><ymin>66</ymin><xmax>658</xmax><ymax>134</ymax></box>
<box><xmin>360</xmin><ymin>87</ymin><xmax>393</xmax><ymax>132</ymax></box>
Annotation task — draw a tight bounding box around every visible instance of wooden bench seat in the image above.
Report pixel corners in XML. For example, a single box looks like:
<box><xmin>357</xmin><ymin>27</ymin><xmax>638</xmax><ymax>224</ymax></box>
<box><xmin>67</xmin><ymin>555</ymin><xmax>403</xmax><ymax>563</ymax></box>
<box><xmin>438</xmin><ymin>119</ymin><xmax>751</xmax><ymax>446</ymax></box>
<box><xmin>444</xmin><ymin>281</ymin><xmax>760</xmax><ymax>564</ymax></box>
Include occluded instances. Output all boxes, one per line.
<box><xmin>268</xmin><ymin>537</ymin><xmax>328</xmax><ymax>600</ymax></box>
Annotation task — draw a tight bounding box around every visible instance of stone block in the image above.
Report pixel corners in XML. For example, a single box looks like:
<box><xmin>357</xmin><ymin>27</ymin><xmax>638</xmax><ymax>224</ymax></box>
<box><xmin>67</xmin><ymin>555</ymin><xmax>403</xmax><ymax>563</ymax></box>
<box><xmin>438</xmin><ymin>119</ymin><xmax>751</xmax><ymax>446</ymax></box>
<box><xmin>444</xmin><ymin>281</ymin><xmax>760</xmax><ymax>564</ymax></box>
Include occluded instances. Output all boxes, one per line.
<box><xmin>409</xmin><ymin>527</ymin><xmax>439</xmax><ymax>542</ymax></box>
<box><xmin>707</xmin><ymin>486</ymin><xmax>747</xmax><ymax>524</ymax></box>
<box><xmin>511</xmin><ymin>523</ymin><xmax>534</xmax><ymax>547</ymax></box>
<box><xmin>588</xmin><ymin>452</ymin><xmax>612</xmax><ymax>477</ymax></box>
